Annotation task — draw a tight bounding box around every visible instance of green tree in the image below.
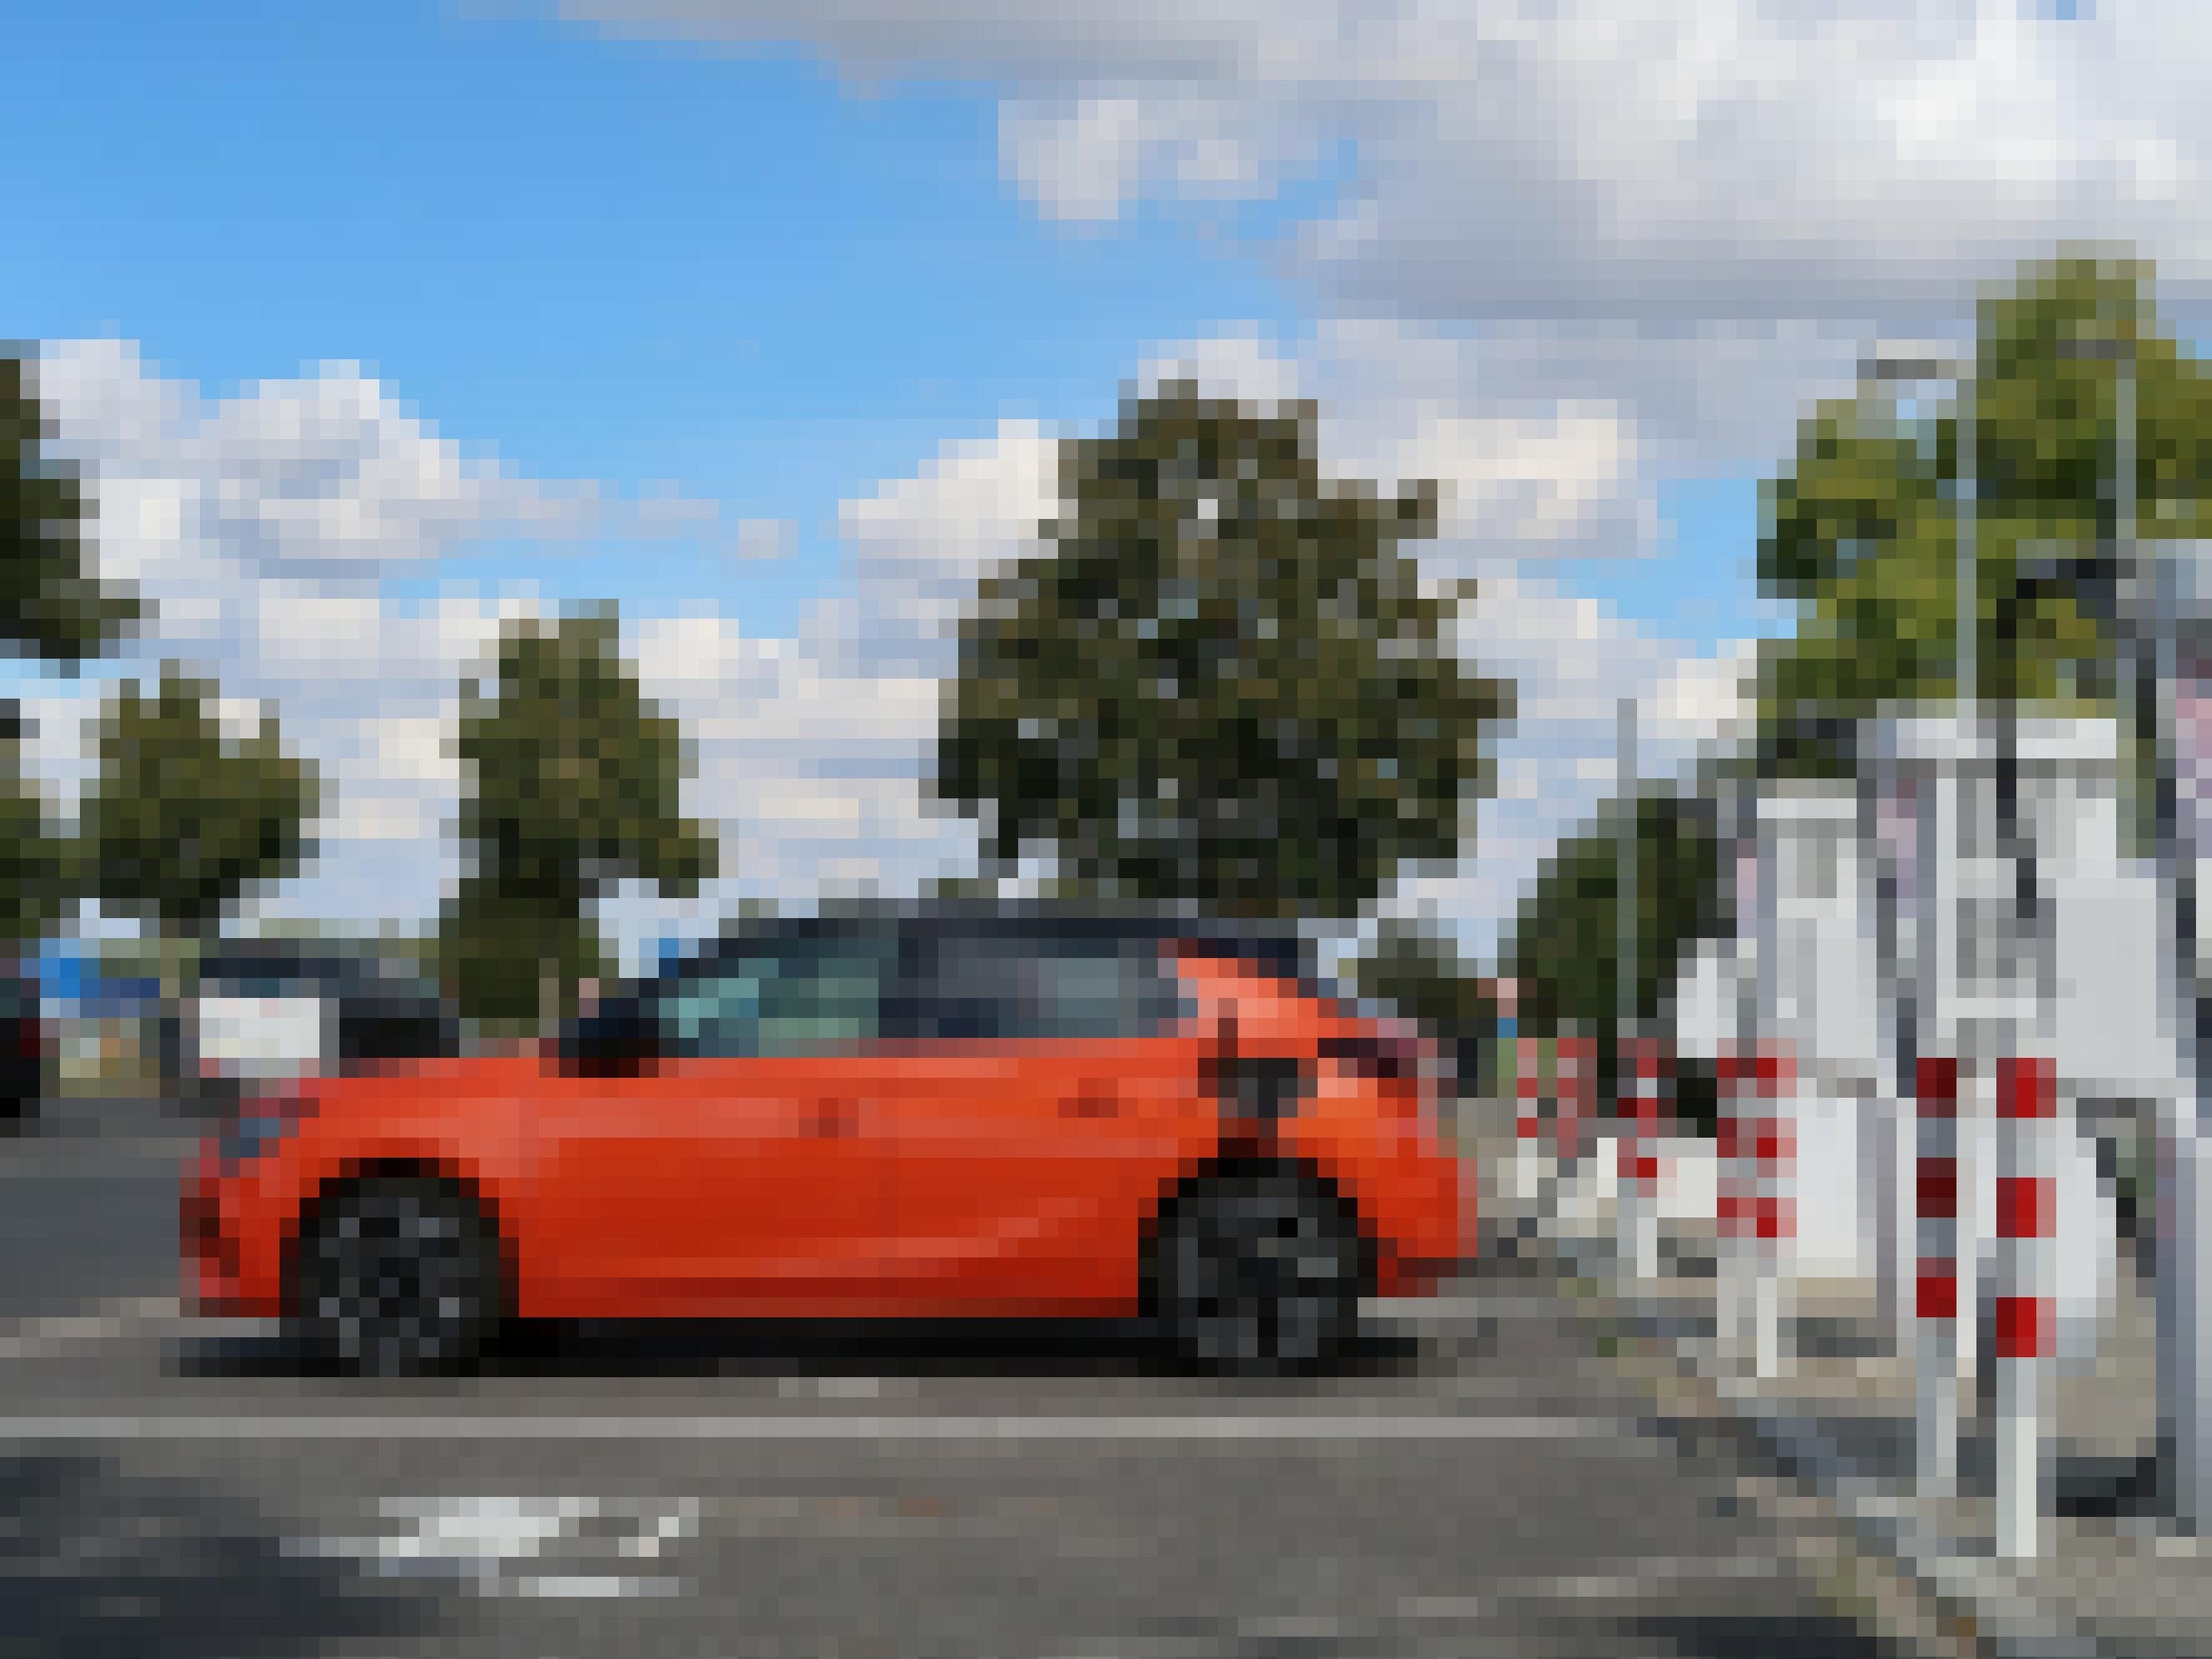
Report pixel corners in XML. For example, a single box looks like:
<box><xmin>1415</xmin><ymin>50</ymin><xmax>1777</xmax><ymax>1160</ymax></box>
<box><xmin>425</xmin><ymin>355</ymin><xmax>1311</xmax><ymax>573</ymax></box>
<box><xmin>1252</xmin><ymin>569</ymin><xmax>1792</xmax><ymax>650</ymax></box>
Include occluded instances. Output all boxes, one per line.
<box><xmin>80</xmin><ymin>667</ymin><xmax>323</xmax><ymax>941</ymax></box>
<box><xmin>1343</xmin><ymin>919</ymin><xmax>1496</xmax><ymax>1074</ymax></box>
<box><xmin>0</xmin><ymin>713</ymin><xmax>73</xmax><ymax>948</ymax></box>
<box><xmin>1500</xmin><ymin>787</ymin><xmax>1726</xmax><ymax>1039</ymax></box>
<box><xmin>4</xmin><ymin>352</ymin><xmax>143</xmax><ymax>952</ymax></box>
<box><xmin>936</xmin><ymin>382</ymin><xmax>1514</xmax><ymax>922</ymax></box>
<box><xmin>4</xmin><ymin>353</ymin><xmax>141</xmax><ymax>666</ymax></box>
<box><xmin>438</xmin><ymin>608</ymin><xmax>717</xmax><ymax>1026</ymax></box>
<box><xmin>1756</xmin><ymin>248</ymin><xmax>2205</xmax><ymax>778</ymax></box>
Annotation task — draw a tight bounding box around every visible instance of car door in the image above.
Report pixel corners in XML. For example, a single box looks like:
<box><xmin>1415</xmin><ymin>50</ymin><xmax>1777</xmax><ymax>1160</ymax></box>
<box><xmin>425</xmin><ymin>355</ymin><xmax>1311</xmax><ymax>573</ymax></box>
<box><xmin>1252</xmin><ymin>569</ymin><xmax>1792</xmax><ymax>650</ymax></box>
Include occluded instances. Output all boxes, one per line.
<box><xmin>878</xmin><ymin>925</ymin><xmax>1217</xmax><ymax>1312</ymax></box>
<box><xmin>526</xmin><ymin>927</ymin><xmax>899</xmax><ymax>1317</ymax></box>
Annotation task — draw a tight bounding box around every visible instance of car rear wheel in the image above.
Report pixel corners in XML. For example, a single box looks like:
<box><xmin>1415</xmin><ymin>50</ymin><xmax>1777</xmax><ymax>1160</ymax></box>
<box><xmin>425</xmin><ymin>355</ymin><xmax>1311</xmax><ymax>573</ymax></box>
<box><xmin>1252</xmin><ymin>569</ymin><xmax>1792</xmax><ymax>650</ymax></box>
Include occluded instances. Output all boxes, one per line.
<box><xmin>293</xmin><ymin>1174</ymin><xmax>504</xmax><ymax>1376</ymax></box>
<box><xmin>1153</xmin><ymin>1169</ymin><xmax>1366</xmax><ymax>1376</ymax></box>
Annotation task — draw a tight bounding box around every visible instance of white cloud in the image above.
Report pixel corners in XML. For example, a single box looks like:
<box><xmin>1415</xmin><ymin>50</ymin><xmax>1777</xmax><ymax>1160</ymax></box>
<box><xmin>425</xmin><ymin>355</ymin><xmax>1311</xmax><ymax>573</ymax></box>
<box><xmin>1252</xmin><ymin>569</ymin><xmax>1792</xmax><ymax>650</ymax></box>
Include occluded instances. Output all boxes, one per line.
<box><xmin>550</xmin><ymin>0</ymin><xmax>2212</xmax><ymax>505</ymax></box>
<box><xmin>557</xmin><ymin>2</ymin><xmax>2212</xmax><ymax>316</ymax></box>
<box><xmin>1343</xmin><ymin>565</ymin><xmax>1755</xmax><ymax>962</ymax></box>
<box><xmin>17</xmin><ymin>325</ymin><xmax>1755</xmax><ymax>968</ymax></box>
<box><xmin>727</xmin><ymin>517</ymin><xmax>795</xmax><ymax>560</ymax></box>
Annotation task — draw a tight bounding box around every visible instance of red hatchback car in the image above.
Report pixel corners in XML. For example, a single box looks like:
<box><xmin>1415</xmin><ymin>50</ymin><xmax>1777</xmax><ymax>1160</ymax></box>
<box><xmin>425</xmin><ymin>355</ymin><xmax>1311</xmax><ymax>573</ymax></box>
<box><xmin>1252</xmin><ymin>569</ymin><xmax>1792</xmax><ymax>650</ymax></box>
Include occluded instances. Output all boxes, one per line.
<box><xmin>184</xmin><ymin>908</ymin><xmax>1472</xmax><ymax>1376</ymax></box>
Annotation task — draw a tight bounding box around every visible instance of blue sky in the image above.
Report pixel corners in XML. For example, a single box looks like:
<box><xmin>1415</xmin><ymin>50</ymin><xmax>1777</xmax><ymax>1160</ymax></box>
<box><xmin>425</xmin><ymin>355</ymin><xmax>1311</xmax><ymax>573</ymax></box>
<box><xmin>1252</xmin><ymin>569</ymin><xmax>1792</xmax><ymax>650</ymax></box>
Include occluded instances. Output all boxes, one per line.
<box><xmin>33</xmin><ymin>0</ymin><xmax>2162</xmax><ymax>960</ymax></box>
<box><xmin>1</xmin><ymin>0</ymin><xmax>1769</xmax><ymax>653</ymax></box>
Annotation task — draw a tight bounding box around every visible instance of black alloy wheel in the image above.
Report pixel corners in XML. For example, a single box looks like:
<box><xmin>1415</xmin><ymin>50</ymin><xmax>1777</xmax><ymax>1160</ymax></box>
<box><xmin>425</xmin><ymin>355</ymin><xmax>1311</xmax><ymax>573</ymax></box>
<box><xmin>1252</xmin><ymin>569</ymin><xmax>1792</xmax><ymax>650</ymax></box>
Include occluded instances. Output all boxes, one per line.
<box><xmin>293</xmin><ymin>1174</ymin><xmax>505</xmax><ymax>1376</ymax></box>
<box><xmin>1154</xmin><ymin>1168</ymin><xmax>1366</xmax><ymax>1376</ymax></box>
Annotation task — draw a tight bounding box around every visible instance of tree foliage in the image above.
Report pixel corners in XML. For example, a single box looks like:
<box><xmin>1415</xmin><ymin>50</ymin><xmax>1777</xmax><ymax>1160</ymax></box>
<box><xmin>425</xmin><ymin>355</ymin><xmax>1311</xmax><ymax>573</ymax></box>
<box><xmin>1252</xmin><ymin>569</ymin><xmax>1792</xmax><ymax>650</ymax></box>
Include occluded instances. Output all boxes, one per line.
<box><xmin>935</xmin><ymin>382</ymin><xmax>1514</xmax><ymax>922</ymax></box>
<box><xmin>1343</xmin><ymin>919</ymin><xmax>1496</xmax><ymax>1072</ymax></box>
<box><xmin>0</xmin><ymin>715</ymin><xmax>73</xmax><ymax>948</ymax></box>
<box><xmin>1756</xmin><ymin>249</ymin><xmax>2206</xmax><ymax>776</ymax></box>
<box><xmin>3</xmin><ymin>353</ymin><xmax>140</xmax><ymax>667</ymax></box>
<box><xmin>1500</xmin><ymin>788</ymin><xmax>1726</xmax><ymax>1036</ymax></box>
<box><xmin>3</xmin><ymin>352</ymin><xmax>139</xmax><ymax>957</ymax></box>
<box><xmin>80</xmin><ymin>667</ymin><xmax>323</xmax><ymax>939</ymax></box>
<box><xmin>438</xmin><ymin>608</ymin><xmax>717</xmax><ymax>1024</ymax></box>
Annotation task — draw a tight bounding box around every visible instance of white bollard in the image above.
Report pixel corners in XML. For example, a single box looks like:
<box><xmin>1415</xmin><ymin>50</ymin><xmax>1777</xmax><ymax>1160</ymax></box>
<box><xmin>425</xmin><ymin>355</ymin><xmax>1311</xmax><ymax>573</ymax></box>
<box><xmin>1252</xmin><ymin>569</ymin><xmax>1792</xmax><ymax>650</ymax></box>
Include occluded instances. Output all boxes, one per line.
<box><xmin>1753</xmin><ymin>1267</ymin><xmax>1782</xmax><ymax>1380</ymax></box>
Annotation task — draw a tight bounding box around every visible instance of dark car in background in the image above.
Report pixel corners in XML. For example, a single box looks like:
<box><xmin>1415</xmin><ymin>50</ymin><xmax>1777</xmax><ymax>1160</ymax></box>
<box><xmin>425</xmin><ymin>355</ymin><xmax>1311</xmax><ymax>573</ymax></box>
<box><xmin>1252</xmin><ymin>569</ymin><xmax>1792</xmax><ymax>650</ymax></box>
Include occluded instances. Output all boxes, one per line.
<box><xmin>1</xmin><ymin>962</ymin><xmax>47</xmax><ymax>1122</ymax></box>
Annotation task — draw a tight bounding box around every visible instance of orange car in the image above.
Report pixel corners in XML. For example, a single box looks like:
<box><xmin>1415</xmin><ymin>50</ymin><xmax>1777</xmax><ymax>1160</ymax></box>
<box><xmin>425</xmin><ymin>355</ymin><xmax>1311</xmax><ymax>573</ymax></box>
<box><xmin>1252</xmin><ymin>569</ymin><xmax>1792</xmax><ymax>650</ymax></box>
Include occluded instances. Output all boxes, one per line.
<box><xmin>183</xmin><ymin>908</ymin><xmax>1472</xmax><ymax>1376</ymax></box>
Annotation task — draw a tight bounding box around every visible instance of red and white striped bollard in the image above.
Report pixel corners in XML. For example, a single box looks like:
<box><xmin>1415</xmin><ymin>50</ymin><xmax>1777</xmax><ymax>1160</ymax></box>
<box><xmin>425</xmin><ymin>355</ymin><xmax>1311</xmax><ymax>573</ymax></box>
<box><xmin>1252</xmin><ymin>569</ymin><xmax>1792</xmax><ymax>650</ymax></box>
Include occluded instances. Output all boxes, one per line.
<box><xmin>1914</xmin><ymin>1055</ymin><xmax>1961</xmax><ymax>1491</ymax></box>
<box><xmin>1996</xmin><ymin>1055</ymin><xmax>2058</xmax><ymax>1559</ymax></box>
<box><xmin>1616</xmin><ymin>1036</ymin><xmax>1668</xmax><ymax>1281</ymax></box>
<box><xmin>1714</xmin><ymin>1045</ymin><xmax>1756</xmax><ymax>1361</ymax></box>
<box><xmin>1556</xmin><ymin>1035</ymin><xmax>1595</xmax><ymax>1167</ymax></box>
<box><xmin>1513</xmin><ymin>1035</ymin><xmax>1548</xmax><ymax>1237</ymax></box>
<box><xmin>1751</xmin><ymin>1043</ymin><xmax>1796</xmax><ymax>1379</ymax></box>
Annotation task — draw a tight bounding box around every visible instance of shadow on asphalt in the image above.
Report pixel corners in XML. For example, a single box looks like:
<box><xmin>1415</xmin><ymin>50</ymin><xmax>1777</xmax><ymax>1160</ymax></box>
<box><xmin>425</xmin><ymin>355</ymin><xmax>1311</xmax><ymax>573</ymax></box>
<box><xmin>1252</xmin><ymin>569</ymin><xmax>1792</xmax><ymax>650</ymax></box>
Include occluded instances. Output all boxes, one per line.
<box><xmin>0</xmin><ymin>1453</ymin><xmax>442</xmax><ymax>1659</ymax></box>
<box><xmin>2053</xmin><ymin>1444</ymin><xmax>2167</xmax><ymax>1518</ymax></box>
<box><xmin>169</xmin><ymin>1317</ymin><xmax>1431</xmax><ymax>1386</ymax></box>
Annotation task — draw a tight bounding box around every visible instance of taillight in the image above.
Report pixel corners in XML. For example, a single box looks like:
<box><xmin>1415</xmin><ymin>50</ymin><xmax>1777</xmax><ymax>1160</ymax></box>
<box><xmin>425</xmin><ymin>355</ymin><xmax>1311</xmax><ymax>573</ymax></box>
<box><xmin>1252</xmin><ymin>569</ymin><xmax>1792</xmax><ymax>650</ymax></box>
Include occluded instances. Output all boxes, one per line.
<box><xmin>1320</xmin><ymin>1031</ymin><xmax>1422</xmax><ymax>1083</ymax></box>
<box><xmin>1322</xmin><ymin>1024</ymin><xmax>1452</xmax><ymax>1123</ymax></box>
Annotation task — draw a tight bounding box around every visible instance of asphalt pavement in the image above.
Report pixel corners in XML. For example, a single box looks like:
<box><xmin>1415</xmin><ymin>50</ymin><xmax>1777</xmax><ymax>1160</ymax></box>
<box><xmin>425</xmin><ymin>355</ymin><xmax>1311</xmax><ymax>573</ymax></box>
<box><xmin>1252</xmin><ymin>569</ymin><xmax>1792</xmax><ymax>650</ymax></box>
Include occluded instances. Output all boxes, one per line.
<box><xmin>0</xmin><ymin>1107</ymin><xmax>1901</xmax><ymax>1659</ymax></box>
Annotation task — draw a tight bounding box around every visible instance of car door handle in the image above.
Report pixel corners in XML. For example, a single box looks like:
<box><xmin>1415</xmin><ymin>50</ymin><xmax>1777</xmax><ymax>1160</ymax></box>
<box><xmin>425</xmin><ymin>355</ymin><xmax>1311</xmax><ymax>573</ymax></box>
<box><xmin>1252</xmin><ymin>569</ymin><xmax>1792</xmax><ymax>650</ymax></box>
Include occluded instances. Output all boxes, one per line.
<box><xmin>1060</xmin><ymin>1087</ymin><xmax>1120</xmax><ymax>1120</ymax></box>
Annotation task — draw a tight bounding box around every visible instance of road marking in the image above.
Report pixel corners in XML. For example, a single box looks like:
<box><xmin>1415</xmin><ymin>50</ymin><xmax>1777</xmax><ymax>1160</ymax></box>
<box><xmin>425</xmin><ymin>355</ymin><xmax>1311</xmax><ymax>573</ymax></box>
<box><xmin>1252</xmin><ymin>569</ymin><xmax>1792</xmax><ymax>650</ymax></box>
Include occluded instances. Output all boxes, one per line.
<box><xmin>286</xmin><ymin>1492</ymin><xmax>698</xmax><ymax>1601</ymax></box>
<box><xmin>0</xmin><ymin>1297</ymin><xmax>180</xmax><ymax>1359</ymax></box>
<box><xmin>0</xmin><ymin>1411</ymin><xmax>1619</xmax><ymax>1443</ymax></box>
<box><xmin>1508</xmin><ymin>1554</ymin><xmax>1794</xmax><ymax>1602</ymax></box>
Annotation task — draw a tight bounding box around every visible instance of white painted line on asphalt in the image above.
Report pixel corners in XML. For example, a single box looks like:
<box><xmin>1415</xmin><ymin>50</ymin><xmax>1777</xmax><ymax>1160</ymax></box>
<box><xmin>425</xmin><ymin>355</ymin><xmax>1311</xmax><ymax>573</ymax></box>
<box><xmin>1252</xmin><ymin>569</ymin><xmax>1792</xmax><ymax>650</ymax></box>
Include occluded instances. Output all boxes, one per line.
<box><xmin>0</xmin><ymin>1411</ymin><xmax>1619</xmax><ymax>1443</ymax></box>
<box><xmin>0</xmin><ymin>1297</ymin><xmax>181</xmax><ymax>1359</ymax></box>
<box><xmin>1512</xmin><ymin>1554</ymin><xmax>1792</xmax><ymax>1602</ymax></box>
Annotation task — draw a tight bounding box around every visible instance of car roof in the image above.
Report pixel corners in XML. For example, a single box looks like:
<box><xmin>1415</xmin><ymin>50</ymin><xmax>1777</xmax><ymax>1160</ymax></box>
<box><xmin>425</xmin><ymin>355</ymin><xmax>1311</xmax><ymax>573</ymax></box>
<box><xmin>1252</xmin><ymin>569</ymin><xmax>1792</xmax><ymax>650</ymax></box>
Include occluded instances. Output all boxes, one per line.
<box><xmin>664</xmin><ymin>901</ymin><xmax>1314</xmax><ymax>985</ymax></box>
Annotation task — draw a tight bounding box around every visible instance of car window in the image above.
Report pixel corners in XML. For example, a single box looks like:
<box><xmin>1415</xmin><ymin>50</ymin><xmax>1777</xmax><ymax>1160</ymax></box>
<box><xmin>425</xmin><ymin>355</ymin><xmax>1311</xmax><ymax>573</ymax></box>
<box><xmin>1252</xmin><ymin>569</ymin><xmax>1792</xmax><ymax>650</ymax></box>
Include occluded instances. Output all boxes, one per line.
<box><xmin>659</xmin><ymin>932</ymin><xmax>896</xmax><ymax>1058</ymax></box>
<box><xmin>910</xmin><ymin>931</ymin><xmax>1190</xmax><ymax>1043</ymax></box>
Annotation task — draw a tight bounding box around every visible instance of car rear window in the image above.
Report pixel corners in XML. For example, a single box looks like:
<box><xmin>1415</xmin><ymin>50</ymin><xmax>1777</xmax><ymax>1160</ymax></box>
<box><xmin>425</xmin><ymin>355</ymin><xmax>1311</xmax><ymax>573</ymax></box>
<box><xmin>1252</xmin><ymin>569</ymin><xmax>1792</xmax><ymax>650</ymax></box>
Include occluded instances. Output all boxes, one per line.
<box><xmin>906</xmin><ymin>930</ymin><xmax>1191</xmax><ymax>1043</ymax></box>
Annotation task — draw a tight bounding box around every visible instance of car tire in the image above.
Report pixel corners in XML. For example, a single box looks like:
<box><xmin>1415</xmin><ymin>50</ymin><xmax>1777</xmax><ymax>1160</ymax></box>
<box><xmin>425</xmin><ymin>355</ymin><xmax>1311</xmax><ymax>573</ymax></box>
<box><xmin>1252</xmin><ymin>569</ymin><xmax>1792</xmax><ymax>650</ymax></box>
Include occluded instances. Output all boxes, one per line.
<box><xmin>293</xmin><ymin>1174</ymin><xmax>505</xmax><ymax>1377</ymax></box>
<box><xmin>1152</xmin><ymin>1168</ymin><xmax>1367</xmax><ymax>1376</ymax></box>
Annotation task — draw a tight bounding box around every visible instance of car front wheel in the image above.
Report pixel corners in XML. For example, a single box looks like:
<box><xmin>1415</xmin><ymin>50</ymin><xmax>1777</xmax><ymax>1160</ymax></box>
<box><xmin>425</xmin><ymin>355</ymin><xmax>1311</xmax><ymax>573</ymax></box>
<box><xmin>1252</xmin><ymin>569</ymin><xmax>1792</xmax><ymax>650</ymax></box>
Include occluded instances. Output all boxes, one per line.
<box><xmin>292</xmin><ymin>1174</ymin><xmax>505</xmax><ymax>1376</ymax></box>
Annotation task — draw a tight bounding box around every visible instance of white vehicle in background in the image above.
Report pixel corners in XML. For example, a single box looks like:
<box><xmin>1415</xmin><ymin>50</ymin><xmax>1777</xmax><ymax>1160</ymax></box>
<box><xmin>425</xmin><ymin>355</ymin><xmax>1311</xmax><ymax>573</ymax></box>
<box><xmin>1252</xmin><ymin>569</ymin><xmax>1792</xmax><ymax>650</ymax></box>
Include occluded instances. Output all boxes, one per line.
<box><xmin>181</xmin><ymin>942</ymin><xmax>455</xmax><ymax>1111</ymax></box>
<box><xmin>190</xmin><ymin>992</ymin><xmax>331</xmax><ymax>1085</ymax></box>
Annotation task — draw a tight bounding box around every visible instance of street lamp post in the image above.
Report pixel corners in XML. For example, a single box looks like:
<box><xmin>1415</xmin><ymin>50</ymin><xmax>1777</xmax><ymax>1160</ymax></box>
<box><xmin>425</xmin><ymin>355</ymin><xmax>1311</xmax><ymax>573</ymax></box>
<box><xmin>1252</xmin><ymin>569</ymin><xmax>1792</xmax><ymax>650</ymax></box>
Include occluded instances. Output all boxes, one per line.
<box><xmin>1616</xmin><ymin>696</ymin><xmax>1659</xmax><ymax>1281</ymax></box>
<box><xmin>1857</xmin><ymin>349</ymin><xmax>1980</xmax><ymax>1490</ymax></box>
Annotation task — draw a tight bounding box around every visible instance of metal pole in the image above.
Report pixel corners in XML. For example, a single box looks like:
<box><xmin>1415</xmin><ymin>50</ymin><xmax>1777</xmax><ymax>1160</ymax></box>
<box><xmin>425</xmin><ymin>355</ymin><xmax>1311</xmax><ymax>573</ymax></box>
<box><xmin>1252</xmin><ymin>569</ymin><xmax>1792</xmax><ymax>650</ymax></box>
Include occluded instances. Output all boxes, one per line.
<box><xmin>1721</xmin><ymin>775</ymin><xmax>1760</xmax><ymax>1362</ymax></box>
<box><xmin>2131</xmin><ymin>350</ymin><xmax>2212</xmax><ymax>1533</ymax></box>
<box><xmin>1619</xmin><ymin>698</ymin><xmax>1638</xmax><ymax>1039</ymax></box>
<box><xmin>1617</xmin><ymin>698</ymin><xmax>1658</xmax><ymax>1279</ymax></box>
<box><xmin>1951</xmin><ymin>361</ymin><xmax>1992</xmax><ymax>1432</ymax></box>
<box><xmin>1858</xmin><ymin>348</ymin><xmax>1972</xmax><ymax>1375</ymax></box>
<box><xmin>1959</xmin><ymin>373</ymin><xmax>1978</xmax><ymax>711</ymax></box>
